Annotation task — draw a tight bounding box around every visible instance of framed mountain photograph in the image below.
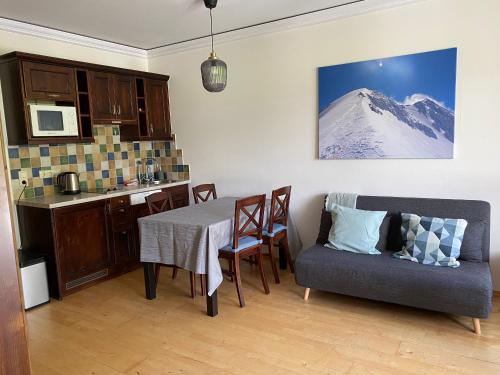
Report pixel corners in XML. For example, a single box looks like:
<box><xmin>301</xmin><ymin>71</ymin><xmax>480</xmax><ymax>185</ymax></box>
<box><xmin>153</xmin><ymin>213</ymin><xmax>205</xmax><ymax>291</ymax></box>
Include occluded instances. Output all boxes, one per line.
<box><xmin>318</xmin><ymin>48</ymin><xmax>457</xmax><ymax>159</ymax></box>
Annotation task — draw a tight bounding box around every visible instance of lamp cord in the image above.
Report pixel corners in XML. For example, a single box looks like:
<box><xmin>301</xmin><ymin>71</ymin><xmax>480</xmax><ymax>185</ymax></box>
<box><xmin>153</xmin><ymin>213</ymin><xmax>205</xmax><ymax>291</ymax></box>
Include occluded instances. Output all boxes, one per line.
<box><xmin>210</xmin><ymin>8</ymin><xmax>214</xmax><ymax>54</ymax></box>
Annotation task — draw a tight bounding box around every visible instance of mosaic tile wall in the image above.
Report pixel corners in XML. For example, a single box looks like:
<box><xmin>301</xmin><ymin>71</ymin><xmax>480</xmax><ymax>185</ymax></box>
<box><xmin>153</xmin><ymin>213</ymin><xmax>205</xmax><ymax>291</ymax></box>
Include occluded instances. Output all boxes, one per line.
<box><xmin>8</xmin><ymin>125</ymin><xmax>190</xmax><ymax>199</ymax></box>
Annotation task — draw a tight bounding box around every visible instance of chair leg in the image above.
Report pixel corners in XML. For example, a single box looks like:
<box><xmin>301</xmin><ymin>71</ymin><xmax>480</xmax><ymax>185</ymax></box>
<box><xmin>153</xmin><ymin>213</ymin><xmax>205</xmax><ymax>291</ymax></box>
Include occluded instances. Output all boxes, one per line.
<box><xmin>267</xmin><ymin>240</ymin><xmax>280</xmax><ymax>284</ymax></box>
<box><xmin>200</xmin><ymin>274</ymin><xmax>205</xmax><ymax>296</ymax></box>
<box><xmin>282</xmin><ymin>233</ymin><xmax>295</xmax><ymax>273</ymax></box>
<box><xmin>172</xmin><ymin>266</ymin><xmax>178</xmax><ymax>279</ymax></box>
<box><xmin>233</xmin><ymin>254</ymin><xmax>245</xmax><ymax>307</ymax></box>
<box><xmin>304</xmin><ymin>288</ymin><xmax>310</xmax><ymax>301</ymax></box>
<box><xmin>189</xmin><ymin>272</ymin><xmax>196</xmax><ymax>298</ymax></box>
<box><xmin>154</xmin><ymin>263</ymin><xmax>161</xmax><ymax>288</ymax></box>
<box><xmin>257</xmin><ymin>247</ymin><xmax>270</xmax><ymax>295</ymax></box>
<box><xmin>228</xmin><ymin>259</ymin><xmax>234</xmax><ymax>282</ymax></box>
<box><xmin>472</xmin><ymin>318</ymin><xmax>481</xmax><ymax>335</ymax></box>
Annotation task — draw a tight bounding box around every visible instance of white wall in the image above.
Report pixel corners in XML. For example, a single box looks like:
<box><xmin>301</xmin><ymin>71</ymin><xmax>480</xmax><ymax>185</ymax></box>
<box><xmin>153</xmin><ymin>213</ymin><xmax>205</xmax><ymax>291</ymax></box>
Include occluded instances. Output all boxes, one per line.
<box><xmin>148</xmin><ymin>0</ymin><xmax>500</xmax><ymax>289</ymax></box>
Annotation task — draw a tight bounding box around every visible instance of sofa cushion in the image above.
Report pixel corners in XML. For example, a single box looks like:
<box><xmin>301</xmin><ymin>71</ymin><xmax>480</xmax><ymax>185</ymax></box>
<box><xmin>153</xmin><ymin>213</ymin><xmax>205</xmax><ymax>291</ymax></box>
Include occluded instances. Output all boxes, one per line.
<box><xmin>355</xmin><ymin>195</ymin><xmax>490</xmax><ymax>262</ymax></box>
<box><xmin>325</xmin><ymin>205</ymin><xmax>386</xmax><ymax>255</ymax></box>
<box><xmin>459</xmin><ymin>221</ymin><xmax>485</xmax><ymax>262</ymax></box>
<box><xmin>393</xmin><ymin>213</ymin><xmax>467</xmax><ymax>268</ymax></box>
<box><xmin>295</xmin><ymin>245</ymin><xmax>492</xmax><ymax>318</ymax></box>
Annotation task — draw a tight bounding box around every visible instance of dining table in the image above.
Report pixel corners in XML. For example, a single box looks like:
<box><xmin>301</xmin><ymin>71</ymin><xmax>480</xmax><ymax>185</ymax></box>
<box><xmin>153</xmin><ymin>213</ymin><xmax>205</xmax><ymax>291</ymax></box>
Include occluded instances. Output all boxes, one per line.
<box><xmin>139</xmin><ymin>196</ymin><xmax>303</xmax><ymax>316</ymax></box>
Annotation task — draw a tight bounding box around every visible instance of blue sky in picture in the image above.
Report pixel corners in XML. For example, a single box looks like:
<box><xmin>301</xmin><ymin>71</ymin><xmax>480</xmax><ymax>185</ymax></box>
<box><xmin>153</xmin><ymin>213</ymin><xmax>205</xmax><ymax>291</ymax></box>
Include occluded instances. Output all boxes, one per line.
<box><xmin>318</xmin><ymin>48</ymin><xmax>457</xmax><ymax>113</ymax></box>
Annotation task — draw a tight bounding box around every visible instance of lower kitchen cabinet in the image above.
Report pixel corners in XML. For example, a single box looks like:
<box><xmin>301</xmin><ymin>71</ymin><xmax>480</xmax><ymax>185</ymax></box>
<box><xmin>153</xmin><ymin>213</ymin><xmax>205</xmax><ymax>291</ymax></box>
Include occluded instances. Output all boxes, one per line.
<box><xmin>17</xmin><ymin>183</ymin><xmax>190</xmax><ymax>299</ymax></box>
<box><xmin>53</xmin><ymin>200</ymin><xmax>111</xmax><ymax>292</ymax></box>
<box><xmin>110</xmin><ymin>226</ymin><xmax>137</xmax><ymax>273</ymax></box>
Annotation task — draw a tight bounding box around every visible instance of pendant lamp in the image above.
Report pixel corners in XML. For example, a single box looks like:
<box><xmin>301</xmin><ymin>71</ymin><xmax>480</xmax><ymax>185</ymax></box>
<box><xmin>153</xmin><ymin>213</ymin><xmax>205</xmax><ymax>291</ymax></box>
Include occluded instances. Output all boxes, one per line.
<box><xmin>200</xmin><ymin>0</ymin><xmax>227</xmax><ymax>92</ymax></box>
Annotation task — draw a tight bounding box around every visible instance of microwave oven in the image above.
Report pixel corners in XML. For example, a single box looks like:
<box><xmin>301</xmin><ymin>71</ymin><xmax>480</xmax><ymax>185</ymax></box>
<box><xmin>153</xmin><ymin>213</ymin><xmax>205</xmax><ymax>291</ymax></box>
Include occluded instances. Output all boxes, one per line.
<box><xmin>29</xmin><ymin>104</ymin><xmax>79</xmax><ymax>137</ymax></box>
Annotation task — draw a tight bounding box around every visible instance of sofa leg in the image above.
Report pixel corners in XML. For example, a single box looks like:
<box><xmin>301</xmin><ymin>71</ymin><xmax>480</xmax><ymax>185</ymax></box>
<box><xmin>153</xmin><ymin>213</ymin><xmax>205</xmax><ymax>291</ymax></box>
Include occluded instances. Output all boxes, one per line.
<box><xmin>472</xmin><ymin>318</ymin><xmax>481</xmax><ymax>335</ymax></box>
<box><xmin>304</xmin><ymin>288</ymin><xmax>310</xmax><ymax>301</ymax></box>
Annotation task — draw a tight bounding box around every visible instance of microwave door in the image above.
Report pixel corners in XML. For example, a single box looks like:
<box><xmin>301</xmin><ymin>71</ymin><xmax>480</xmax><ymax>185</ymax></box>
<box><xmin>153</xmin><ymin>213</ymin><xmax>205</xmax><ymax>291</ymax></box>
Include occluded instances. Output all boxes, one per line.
<box><xmin>30</xmin><ymin>106</ymin><xmax>78</xmax><ymax>137</ymax></box>
<box><xmin>38</xmin><ymin>111</ymin><xmax>64</xmax><ymax>135</ymax></box>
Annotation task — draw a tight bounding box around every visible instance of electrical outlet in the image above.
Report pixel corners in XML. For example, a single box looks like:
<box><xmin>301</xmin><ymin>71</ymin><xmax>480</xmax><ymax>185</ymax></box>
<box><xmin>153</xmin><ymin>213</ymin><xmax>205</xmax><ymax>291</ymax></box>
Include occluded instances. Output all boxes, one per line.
<box><xmin>18</xmin><ymin>170</ymin><xmax>28</xmax><ymax>186</ymax></box>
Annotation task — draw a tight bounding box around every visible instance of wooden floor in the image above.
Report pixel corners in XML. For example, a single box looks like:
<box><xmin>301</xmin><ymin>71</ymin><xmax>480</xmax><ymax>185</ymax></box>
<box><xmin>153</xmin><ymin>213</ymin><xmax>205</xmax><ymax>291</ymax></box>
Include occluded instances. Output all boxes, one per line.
<box><xmin>27</xmin><ymin>264</ymin><xmax>500</xmax><ymax>375</ymax></box>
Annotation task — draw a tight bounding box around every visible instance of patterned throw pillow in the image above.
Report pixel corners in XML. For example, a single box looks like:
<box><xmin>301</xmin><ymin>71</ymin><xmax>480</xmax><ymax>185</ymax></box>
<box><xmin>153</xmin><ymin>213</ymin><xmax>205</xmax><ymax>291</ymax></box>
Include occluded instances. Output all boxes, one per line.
<box><xmin>393</xmin><ymin>213</ymin><xmax>468</xmax><ymax>268</ymax></box>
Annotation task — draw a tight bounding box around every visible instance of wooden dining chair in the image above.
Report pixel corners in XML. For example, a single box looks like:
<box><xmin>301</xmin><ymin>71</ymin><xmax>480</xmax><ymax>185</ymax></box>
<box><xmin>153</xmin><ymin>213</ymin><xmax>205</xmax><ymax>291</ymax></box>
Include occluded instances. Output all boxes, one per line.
<box><xmin>192</xmin><ymin>183</ymin><xmax>217</xmax><ymax>204</ymax></box>
<box><xmin>219</xmin><ymin>194</ymin><xmax>270</xmax><ymax>307</ymax></box>
<box><xmin>262</xmin><ymin>186</ymin><xmax>293</xmax><ymax>284</ymax></box>
<box><xmin>145</xmin><ymin>192</ymin><xmax>205</xmax><ymax>298</ymax></box>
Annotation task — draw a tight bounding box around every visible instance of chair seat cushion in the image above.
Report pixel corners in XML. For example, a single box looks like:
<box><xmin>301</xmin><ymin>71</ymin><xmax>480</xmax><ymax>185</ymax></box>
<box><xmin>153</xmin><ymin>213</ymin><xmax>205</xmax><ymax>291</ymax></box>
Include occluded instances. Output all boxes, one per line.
<box><xmin>263</xmin><ymin>223</ymin><xmax>286</xmax><ymax>237</ymax></box>
<box><xmin>295</xmin><ymin>245</ymin><xmax>492</xmax><ymax>318</ymax></box>
<box><xmin>221</xmin><ymin>236</ymin><xmax>263</xmax><ymax>252</ymax></box>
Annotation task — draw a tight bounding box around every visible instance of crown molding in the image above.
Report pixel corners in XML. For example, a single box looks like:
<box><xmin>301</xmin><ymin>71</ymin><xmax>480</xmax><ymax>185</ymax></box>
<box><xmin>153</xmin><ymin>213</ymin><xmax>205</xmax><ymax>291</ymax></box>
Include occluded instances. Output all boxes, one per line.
<box><xmin>147</xmin><ymin>0</ymin><xmax>424</xmax><ymax>58</ymax></box>
<box><xmin>0</xmin><ymin>0</ymin><xmax>422</xmax><ymax>60</ymax></box>
<box><xmin>0</xmin><ymin>17</ymin><xmax>146</xmax><ymax>58</ymax></box>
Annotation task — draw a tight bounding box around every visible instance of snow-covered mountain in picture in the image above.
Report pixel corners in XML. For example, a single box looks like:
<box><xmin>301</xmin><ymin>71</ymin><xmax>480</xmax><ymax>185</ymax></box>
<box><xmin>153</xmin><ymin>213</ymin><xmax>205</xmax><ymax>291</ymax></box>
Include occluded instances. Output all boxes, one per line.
<box><xmin>319</xmin><ymin>88</ymin><xmax>455</xmax><ymax>159</ymax></box>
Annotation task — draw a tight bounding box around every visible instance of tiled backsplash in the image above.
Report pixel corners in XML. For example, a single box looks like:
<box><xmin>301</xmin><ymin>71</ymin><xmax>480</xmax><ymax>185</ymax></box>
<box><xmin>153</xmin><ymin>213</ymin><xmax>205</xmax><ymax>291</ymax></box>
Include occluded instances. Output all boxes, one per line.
<box><xmin>8</xmin><ymin>125</ymin><xmax>190</xmax><ymax>199</ymax></box>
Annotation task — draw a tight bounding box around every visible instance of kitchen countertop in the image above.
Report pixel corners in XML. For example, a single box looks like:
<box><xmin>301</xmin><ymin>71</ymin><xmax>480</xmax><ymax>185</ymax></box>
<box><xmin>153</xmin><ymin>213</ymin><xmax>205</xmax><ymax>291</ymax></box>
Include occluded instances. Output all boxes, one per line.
<box><xmin>16</xmin><ymin>180</ymin><xmax>191</xmax><ymax>209</ymax></box>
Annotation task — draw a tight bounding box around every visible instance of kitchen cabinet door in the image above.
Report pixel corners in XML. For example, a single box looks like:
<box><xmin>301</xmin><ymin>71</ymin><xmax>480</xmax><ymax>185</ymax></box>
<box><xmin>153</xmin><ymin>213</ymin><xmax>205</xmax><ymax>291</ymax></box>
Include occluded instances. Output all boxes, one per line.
<box><xmin>114</xmin><ymin>75</ymin><xmax>137</xmax><ymax>124</ymax></box>
<box><xmin>53</xmin><ymin>201</ymin><xmax>111</xmax><ymax>292</ymax></box>
<box><xmin>146</xmin><ymin>79</ymin><xmax>171</xmax><ymax>139</ymax></box>
<box><xmin>89</xmin><ymin>71</ymin><xmax>115</xmax><ymax>122</ymax></box>
<box><xmin>22</xmin><ymin>61</ymin><xmax>76</xmax><ymax>101</ymax></box>
<box><xmin>111</xmin><ymin>226</ymin><xmax>137</xmax><ymax>272</ymax></box>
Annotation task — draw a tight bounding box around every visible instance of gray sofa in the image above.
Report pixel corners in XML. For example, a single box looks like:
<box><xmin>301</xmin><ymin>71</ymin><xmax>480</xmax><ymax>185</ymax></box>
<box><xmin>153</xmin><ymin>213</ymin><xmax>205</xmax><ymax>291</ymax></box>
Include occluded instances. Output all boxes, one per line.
<box><xmin>295</xmin><ymin>195</ymin><xmax>492</xmax><ymax>334</ymax></box>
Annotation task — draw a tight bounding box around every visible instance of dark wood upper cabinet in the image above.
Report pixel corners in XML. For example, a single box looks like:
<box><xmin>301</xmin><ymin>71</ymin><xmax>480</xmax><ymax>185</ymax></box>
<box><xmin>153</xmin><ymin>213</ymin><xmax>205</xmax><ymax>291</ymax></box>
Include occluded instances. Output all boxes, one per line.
<box><xmin>115</xmin><ymin>75</ymin><xmax>137</xmax><ymax>124</ymax></box>
<box><xmin>22</xmin><ymin>61</ymin><xmax>76</xmax><ymax>101</ymax></box>
<box><xmin>0</xmin><ymin>52</ymin><xmax>170</xmax><ymax>145</ymax></box>
<box><xmin>146</xmin><ymin>79</ymin><xmax>171</xmax><ymax>139</ymax></box>
<box><xmin>89</xmin><ymin>71</ymin><xmax>137</xmax><ymax>125</ymax></box>
<box><xmin>120</xmin><ymin>77</ymin><xmax>173</xmax><ymax>142</ymax></box>
<box><xmin>88</xmin><ymin>71</ymin><xmax>115</xmax><ymax>122</ymax></box>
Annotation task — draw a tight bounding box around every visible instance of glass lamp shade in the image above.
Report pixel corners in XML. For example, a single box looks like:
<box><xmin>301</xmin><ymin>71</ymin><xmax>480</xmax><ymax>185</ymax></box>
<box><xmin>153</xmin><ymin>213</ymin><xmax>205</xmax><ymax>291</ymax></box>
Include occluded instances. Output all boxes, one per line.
<box><xmin>201</xmin><ymin>53</ymin><xmax>227</xmax><ymax>92</ymax></box>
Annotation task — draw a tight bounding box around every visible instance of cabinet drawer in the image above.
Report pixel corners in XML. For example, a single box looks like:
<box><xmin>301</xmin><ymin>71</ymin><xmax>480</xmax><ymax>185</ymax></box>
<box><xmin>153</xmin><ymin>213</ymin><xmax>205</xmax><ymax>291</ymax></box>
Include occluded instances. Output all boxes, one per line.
<box><xmin>110</xmin><ymin>206</ymin><xmax>132</xmax><ymax>230</ymax></box>
<box><xmin>110</xmin><ymin>195</ymin><xmax>130</xmax><ymax>209</ymax></box>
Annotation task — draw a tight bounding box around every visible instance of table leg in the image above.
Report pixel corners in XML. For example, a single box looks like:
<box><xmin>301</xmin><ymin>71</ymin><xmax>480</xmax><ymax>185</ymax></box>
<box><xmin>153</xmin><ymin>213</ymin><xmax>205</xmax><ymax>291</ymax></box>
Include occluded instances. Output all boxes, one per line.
<box><xmin>143</xmin><ymin>262</ymin><xmax>157</xmax><ymax>300</ymax></box>
<box><xmin>207</xmin><ymin>289</ymin><xmax>218</xmax><ymax>317</ymax></box>
<box><xmin>279</xmin><ymin>243</ymin><xmax>287</xmax><ymax>270</ymax></box>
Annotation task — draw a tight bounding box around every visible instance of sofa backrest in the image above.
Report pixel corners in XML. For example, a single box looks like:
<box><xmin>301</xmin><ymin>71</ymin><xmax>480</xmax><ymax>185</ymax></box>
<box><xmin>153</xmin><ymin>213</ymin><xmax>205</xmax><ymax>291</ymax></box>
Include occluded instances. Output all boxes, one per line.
<box><xmin>316</xmin><ymin>195</ymin><xmax>491</xmax><ymax>262</ymax></box>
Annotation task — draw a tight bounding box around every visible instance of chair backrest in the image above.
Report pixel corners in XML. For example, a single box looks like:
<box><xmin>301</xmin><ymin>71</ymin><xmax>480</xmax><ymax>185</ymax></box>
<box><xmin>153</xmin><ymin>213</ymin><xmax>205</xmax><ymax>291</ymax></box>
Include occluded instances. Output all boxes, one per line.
<box><xmin>192</xmin><ymin>183</ymin><xmax>217</xmax><ymax>204</ymax></box>
<box><xmin>232</xmin><ymin>194</ymin><xmax>266</xmax><ymax>249</ymax></box>
<box><xmin>145</xmin><ymin>191</ymin><xmax>174</xmax><ymax>215</ymax></box>
<box><xmin>268</xmin><ymin>186</ymin><xmax>291</xmax><ymax>233</ymax></box>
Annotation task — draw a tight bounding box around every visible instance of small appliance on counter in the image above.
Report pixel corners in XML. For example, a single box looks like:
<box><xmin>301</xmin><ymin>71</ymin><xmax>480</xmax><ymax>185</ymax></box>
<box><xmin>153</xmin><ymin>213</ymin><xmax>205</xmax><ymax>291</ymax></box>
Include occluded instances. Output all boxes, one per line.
<box><xmin>18</xmin><ymin>250</ymin><xmax>50</xmax><ymax>310</ymax></box>
<box><xmin>56</xmin><ymin>172</ymin><xmax>80</xmax><ymax>195</ymax></box>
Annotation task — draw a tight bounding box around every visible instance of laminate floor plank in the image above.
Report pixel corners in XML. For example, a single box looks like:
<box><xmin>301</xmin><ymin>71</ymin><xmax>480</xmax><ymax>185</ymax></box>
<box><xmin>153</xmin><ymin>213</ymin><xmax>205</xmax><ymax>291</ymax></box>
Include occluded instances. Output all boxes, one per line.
<box><xmin>27</xmin><ymin>264</ymin><xmax>500</xmax><ymax>375</ymax></box>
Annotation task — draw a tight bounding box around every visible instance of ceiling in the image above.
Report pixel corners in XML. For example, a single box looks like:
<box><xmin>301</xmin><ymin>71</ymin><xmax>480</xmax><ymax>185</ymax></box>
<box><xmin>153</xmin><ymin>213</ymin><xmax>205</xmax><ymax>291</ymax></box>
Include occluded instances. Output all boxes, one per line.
<box><xmin>0</xmin><ymin>0</ymin><xmax>411</xmax><ymax>51</ymax></box>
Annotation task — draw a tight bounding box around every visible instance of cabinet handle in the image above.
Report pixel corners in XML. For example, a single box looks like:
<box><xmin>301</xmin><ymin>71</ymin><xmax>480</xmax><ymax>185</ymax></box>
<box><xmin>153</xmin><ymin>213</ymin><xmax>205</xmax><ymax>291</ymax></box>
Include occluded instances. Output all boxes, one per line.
<box><xmin>121</xmin><ymin>231</ymin><xmax>127</xmax><ymax>235</ymax></box>
<box><xmin>118</xmin><ymin>199</ymin><xmax>124</xmax><ymax>204</ymax></box>
<box><xmin>117</xmin><ymin>105</ymin><xmax>121</xmax><ymax>116</ymax></box>
<box><xmin>112</xmin><ymin>104</ymin><xmax>116</xmax><ymax>115</ymax></box>
<box><xmin>118</xmin><ymin>208</ymin><xmax>125</xmax><ymax>213</ymax></box>
<box><xmin>48</xmin><ymin>93</ymin><xmax>61</xmax><ymax>98</ymax></box>
<box><xmin>150</xmin><ymin>124</ymin><xmax>154</xmax><ymax>135</ymax></box>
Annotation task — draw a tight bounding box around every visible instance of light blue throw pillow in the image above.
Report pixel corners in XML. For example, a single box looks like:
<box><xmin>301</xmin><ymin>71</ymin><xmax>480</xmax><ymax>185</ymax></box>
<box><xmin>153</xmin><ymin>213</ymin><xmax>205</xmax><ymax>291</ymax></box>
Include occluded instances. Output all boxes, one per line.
<box><xmin>393</xmin><ymin>213</ymin><xmax>467</xmax><ymax>268</ymax></box>
<box><xmin>325</xmin><ymin>204</ymin><xmax>387</xmax><ymax>255</ymax></box>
